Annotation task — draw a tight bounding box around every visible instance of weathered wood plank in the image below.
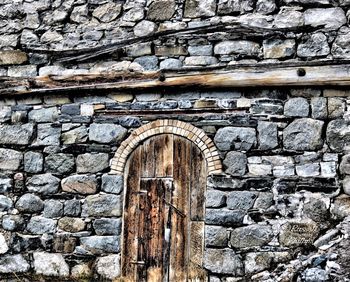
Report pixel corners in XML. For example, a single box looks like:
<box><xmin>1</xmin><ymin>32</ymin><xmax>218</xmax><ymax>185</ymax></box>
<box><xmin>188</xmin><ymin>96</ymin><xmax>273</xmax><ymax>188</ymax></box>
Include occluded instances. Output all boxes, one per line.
<box><xmin>137</xmin><ymin>181</ymin><xmax>148</xmax><ymax>281</ymax></box>
<box><xmin>155</xmin><ymin>134</ymin><xmax>174</xmax><ymax>178</ymax></box>
<box><xmin>122</xmin><ymin>146</ymin><xmax>142</xmax><ymax>280</ymax></box>
<box><xmin>162</xmin><ymin>179</ymin><xmax>173</xmax><ymax>281</ymax></box>
<box><xmin>141</xmin><ymin>137</ymin><xmax>156</xmax><ymax>178</ymax></box>
<box><xmin>190</xmin><ymin>143</ymin><xmax>207</xmax><ymax>221</ymax></box>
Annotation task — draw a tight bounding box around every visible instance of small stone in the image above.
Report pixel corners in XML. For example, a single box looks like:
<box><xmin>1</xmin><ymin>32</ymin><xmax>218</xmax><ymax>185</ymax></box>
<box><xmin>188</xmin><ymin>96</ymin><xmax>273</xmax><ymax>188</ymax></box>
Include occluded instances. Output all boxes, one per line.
<box><xmin>274</xmin><ymin>8</ymin><xmax>304</xmax><ymax>28</ymax></box>
<box><xmin>304</xmin><ymin>8</ymin><xmax>346</xmax><ymax>30</ymax></box>
<box><xmin>70</xmin><ymin>4</ymin><xmax>88</xmax><ymax>23</ymax></box>
<box><xmin>147</xmin><ymin>0</ymin><xmax>175</xmax><ymax>21</ymax></box>
<box><xmin>64</xmin><ymin>199</ymin><xmax>81</xmax><ymax>216</ymax></box>
<box><xmin>296</xmin><ymin>163</ymin><xmax>320</xmax><ymax>177</ymax></box>
<box><xmin>62</xmin><ymin>175</ymin><xmax>98</xmax><ymax>195</ymax></box>
<box><xmin>134</xmin><ymin>56</ymin><xmax>158</xmax><ymax>71</ymax></box>
<box><xmin>328</xmin><ymin>98</ymin><xmax>345</xmax><ymax>118</ymax></box>
<box><xmin>0</xmin><ymin>50</ymin><xmax>27</xmax><ymax>66</ymax></box>
<box><xmin>92</xmin><ymin>2</ymin><xmax>122</xmax><ymax>22</ymax></box>
<box><xmin>279</xmin><ymin>220</ymin><xmax>320</xmax><ymax>247</ymax></box>
<box><xmin>184</xmin><ymin>0</ymin><xmax>216</xmax><ymax>18</ymax></box>
<box><xmin>284</xmin><ymin>97</ymin><xmax>309</xmax><ymax>117</ymax></box>
<box><xmin>0</xmin><ymin>195</ymin><xmax>13</xmax><ymax>212</ymax></box>
<box><xmin>61</xmin><ymin>104</ymin><xmax>80</xmax><ymax>116</ymax></box>
<box><xmin>43</xmin><ymin>200</ymin><xmax>63</xmax><ymax>218</ymax></box>
<box><xmin>320</xmin><ymin>162</ymin><xmax>336</xmax><ymax>177</ymax></box>
<box><xmin>76</xmin><ymin>153</ymin><xmax>109</xmax><ymax>173</ymax></box>
<box><xmin>16</xmin><ymin>194</ymin><xmax>43</xmax><ymax>213</ymax></box>
<box><xmin>263</xmin><ymin>39</ymin><xmax>295</xmax><ymax>59</ymax></box>
<box><xmin>283</xmin><ymin>118</ymin><xmax>324</xmax><ymax>151</ymax></box>
<box><xmin>58</xmin><ymin>217</ymin><xmax>86</xmax><ymax>232</ymax></box>
<box><xmin>205</xmin><ymin>209</ymin><xmax>245</xmax><ymax>226</ymax></box>
<box><xmin>326</xmin><ymin>119</ymin><xmax>350</xmax><ymax>152</ymax></box>
<box><xmin>134</xmin><ymin>20</ymin><xmax>157</xmax><ymax>37</ymax></box>
<box><xmin>205</xmin><ymin>226</ymin><xmax>228</xmax><ymax>247</ymax></box>
<box><xmin>340</xmin><ymin>154</ymin><xmax>350</xmax><ymax>175</ymax></box>
<box><xmin>82</xmin><ymin>194</ymin><xmax>122</xmax><ymax>217</ymax></box>
<box><xmin>226</xmin><ymin>191</ymin><xmax>257</xmax><ymax>210</ymax></box>
<box><xmin>93</xmin><ymin>218</ymin><xmax>122</xmax><ymax>235</ymax></box>
<box><xmin>26</xmin><ymin>173</ymin><xmax>60</xmax><ymax>195</ymax></box>
<box><xmin>214</xmin><ymin>40</ymin><xmax>260</xmax><ymax>56</ymax></box>
<box><xmin>223</xmin><ymin>151</ymin><xmax>247</xmax><ymax>176</ymax></box>
<box><xmin>24</xmin><ymin>152</ymin><xmax>43</xmax><ymax>173</ymax></box>
<box><xmin>304</xmin><ymin>196</ymin><xmax>330</xmax><ymax>223</ymax></box>
<box><xmin>101</xmin><ymin>174</ymin><xmax>123</xmax><ymax>194</ymax></box>
<box><xmin>45</xmin><ymin>153</ymin><xmax>75</xmax><ymax>174</ymax></box>
<box><xmin>206</xmin><ymin>190</ymin><xmax>226</xmax><ymax>208</ymax></box>
<box><xmin>126</xmin><ymin>43</ymin><xmax>152</xmax><ymax>57</ymax></box>
<box><xmin>27</xmin><ymin>216</ymin><xmax>57</xmax><ymax>234</ymax></box>
<box><xmin>96</xmin><ymin>254</ymin><xmax>121</xmax><ymax>280</ymax></box>
<box><xmin>254</xmin><ymin>192</ymin><xmax>274</xmax><ymax>210</ymax></box>
<box><xmin>297</xmin><ymin>33</ymin><xmax>330</xmax><ymax>58</ymax></box>
<box><xmin>34</xmin><ymin>124</ymin><xmax>61</xmax><ymax>146</ymax></box>
<box><xmin>303</xmin><ymin>268</ymin><xmax>329</xmax><ymax>282</ymax></box>
<box><xmin>0</xmin><ymin>255</ymin><xmax>30</xmax><ymax>273</ymax></box>
<box><xmin>311</xmin><ymin>97</ymin><xmax>327</xmax><ymax>119</ymax></box>
<box><xmin>230</xmin><ymin>224</ymin><xmax>273</xmax><ymax>249</ymax></box>
<box><xmin>273</xmin><ymin>165</ymin><xmax>295</xmax><ymax>177</ymax></box>
<box><xmin>204</xmin><ymin>248</ymin><xmax>243</xmax><ymax>275</ymax></box>
<box><xmin>40</xmin><ymin>30</ymin><xmax>63</xmax><ymax>44</ymax></box>
<box><xmin>33</xmin><ymin>252</ymin><xmax>69</xmax><ymax>277</ymax></box>
<box><xmin>0</xmin><ymin>148</ymin><xmax>22</xmax><ymax>171</ymax></box>
<box><xmin>71</xmin><ymin>263</ymin><xmax>92</xmax><ymax>279</ymax></box>
<box><xmin>188</xmin><ymin>45</ymin><xmax>213</xmax><ymax>56</ymax></box>
<box><xmin>214</xmin><ymin>127</ymin><xmax>256</xmax><ymax>151</ymax></box>
<box><xmin>257</xmin><ymin>121</ymin><xmax>278</xmax><ymax>150</ymax></box>
<box><xmin>0</xmin><ymin>173</ymin><xmax>12</xmax><ymax>193</ymax></box>
<box><xmin>184</xmin><ymin>56</ymin><xmax>218</xmax><ymax>66</ymax></box>
<box><xmin>248</xmin><ymin>164</ymin><xmax>272</xmax><ymax>176</ymax></box>
<box><xmin>0</xmin><ymin>34</ymin><xmax>18</xmax><ymax>49</ymax></box>
<box><xmin>123</xmin><ymin>7</ymin><xmax>144</xmax><ymax>22</ymax></box>
<box><xmin>89</xmin><ymin>123</ymin><xmax>127</xmax><ymax>145</ymax></box>
<box><xmin>61</xmin><ymin>125</ymin><xmax>88</xmax><ymax>144</ymax></box>
<box><xmin>332</xmin><ymin>27</ymin><xmax>350</xmax><ymax>59</ymax></box>
<box><xmin>80</xmin><ymin>236</ymin><xmax>120</xmax><ymax>254</ymax></box>
<box><xmin>8</xmin><ymin>65</ymin><xmax>37</xmax><ymax>77</ymax></box>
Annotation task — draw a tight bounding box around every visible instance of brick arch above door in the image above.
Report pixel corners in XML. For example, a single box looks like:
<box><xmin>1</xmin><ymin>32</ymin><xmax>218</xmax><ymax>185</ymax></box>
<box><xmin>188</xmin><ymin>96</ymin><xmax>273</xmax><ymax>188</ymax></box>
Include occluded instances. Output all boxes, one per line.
<box><xmin>110</xmin><ymin>119</ymin><xmax>222</xmax><ymax>175</ymax></box>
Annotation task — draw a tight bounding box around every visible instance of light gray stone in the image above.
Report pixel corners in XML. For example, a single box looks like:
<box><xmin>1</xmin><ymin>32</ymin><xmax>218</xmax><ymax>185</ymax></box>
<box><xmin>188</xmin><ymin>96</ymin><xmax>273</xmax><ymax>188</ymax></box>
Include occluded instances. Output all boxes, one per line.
<box><xmin>33</xmin><ymin>252</ymin><xmax>69</xmax><ymax>277</ymax></box>
<box><xmin>326</xmin><ymin>119</ymin><xmax>350</xmax><ymax>152</ymax></box>
<box><xmin>133</xmin><ymin>56</ymin><xmax>158</xmax><ymax>71</ymax></box>
<box><xmin>8</xmin><ymin>65</ymin><xmax>37</xmax><ymax>77</ymax></box>
<box><xmin>273</xmin><ymin>165</ymin><xmax>295</xmax><ymax>177</ymax></box>
<box><xmin>311</xmin><ymin>97</ymin><xmax>327</xmax><ymax>119</ymax></box>
<box><xmin>217</xmin><ymin>0</ymin><xmax>253</xmax><ymax>15</ymax></box>
<box><xmin>70</xmin><ymin>4</ymin><xmax>88</xmax><ymax>23</ymax></box>
<box><xmin>16</xmin><ymin>194</ymin><xmax>43</xmax><ymax>213</ymax></box>
<box><xmin>80</xmin><ymin>236</ymin><xmax>120</xmax><ymax>254</ymax></box>
<box><xmin>0</xmin><ymin>148</ymin><xmax>22</xmax><ymax>171</ymax></box>
<box><xmin>62</xmin><ymin>175</ymin><xmax>98</xmax><ymax>195</ymax></box>
<box><xmin>92</xmin><ymin>2</ymin><xmax>122</xmax><ymax>22</ymax></box>
<box><xmin>96</xmin><ymin>254</ymin><xmax>121</xmax><ymax>280</ymax></box>
<box><xmin>248</xmin><ymin>164</ymin><xmax>272</xmax><ymax>176</ymax></box>
<box><xmin>45</xmin><ymin>153</ymin><xmax>74</xmax><ymax>174</ymax></box>
<box><xmin>35</xmin><ymin>124</ymin><xmax>61</xmax><ymax>146</ymax></box>
<box><xmin>134</xmin><ymin>20</ymin><xmax>157</xmax><ymax>37</ymax></box>
<box><xmin>304</xmin><ymin>8</ymin><xmax>346</xmax><ymax>30</ymax></box>
<box><xmin>215</xmin><ymin>127</ymin><xmax>256</xmax><ymax>151</ymax></box>
<box><xmin>188</xmin><ymin>45</ymin><xmax>213</xmax><ymax>56</ymax></box>
<box><xmin>257</xmin><ymin>121</ymin><xmax>278</xmax><ymax>150</ymax></box>
<box><xmin>101</xmin><ymin>174</ymin><xmax>123</xmax><ymax>194</ymax></box>
<box><xmin>283</xmin><ymin>118</ymin><xmax>323</xmax><ymax>151</ymax></box>
<box><xmin>24</xmin><ymin>152</ymin><xmax>43</xmax><ymax>173</ymax></box>
<box><xmin>27</xmin><ymin>216</ymin><xmax>57</xmax><ymax>234</ymax></box>
<box><xmin>320</xmin><ymin>161</ymin><xmax>336</xmax><ymax>177</ymax></box>
<box><xmin>284</xmin><ymin>97</ymin><xmax>309</xmax><ymax>117</ymax></box>
<box><xmin>43</xmin><ymin>200</ymin><xmax>64</xmax><ymax>218</ymax></box>
<box><xmin>214</xmin><ymin>40</ymin><xmax>260</xmax><ymax>56</ymax></box>
<box><xmin>328</xmin><ymin>98</ymin><xmax>345</xmax><ymax>118</ymax></box>
<box><xmin>303</xmin><ymin>268</ymin><xmax>328</xmax><ymax>282</ymax></box>
<box><xmin>340</xmin><ymin>154</ymin><xmax>350</xmax><ymax>175</ymax></box>
<box><xmin>2</xmin><ymin>215</ymin><xmax>25</xmax><ymax>231</ymax></box>
<box><xmin>296</xmin><ymin>163</ymin><xmax>320</xmax><ymax>177</ymax></box>
<box><xmin>76</xmin><ymin>153</ymin><xmax>109</xmax><ymax>173</ymax></box>
<box><xmin>204</xmin><ymin>248</ymin><xmax>243</xmax><ymax>275</ymax></box>
<box><xmin>58</xmin><ymin>217</ymin><xmax>85</xmax><ymax>232</ymax></box>
<box><xmin>205</xmin><ymin>226</ymin><xmax>228</xmax><ymax>247</ymax></box>
<box><xmin>82</xmin><ymin>194</ymin><xmax>122</xmax><ymax>217</ymax></box>
<box><xmin>160</xmin><ymin>58</ymin><xmax>182</xmax><ymax>69</ymax></box>
<box><xmin>0</xmin><ymin>173</ymin><xmax>12</xmax><ymax>193</ymax></box>
<box><xmin>263</xmin><ymin>39</ymin><xmax>295</xmax><ymax>59</ymax></box>
<box><xmin>230</xmin><ymin>224</ymin><xmax>273</xmax><ymax>249</ymax></box>
<box><xmin>274</xmin><ymin>8</ymin><xmax>304</xmax><ymax>28</ymax></box>
<box><xmin>205</xmin><ymin>209</ymin><xmax>245</xmax><ymax>226</ymax></box>
<box><xmin>184</xmin><ymin>0</ymin><xmax>216</xmax><ymax>17</ymax></box>
<box><xmin>28</xmin><ymin>107</ymin><xmax>58</xmax><ymax>122</ymax></box>
<box><xmin>93</xmin><ymin>218</ymin><xmax>122</xmax><ymax>235</ymax></box>
<box><xmin>184</xmin><ymin>56</ymin><xmax>218</xmax><ymax>66</ymax></box>
<box><xmin>332</xmin><ymin>27</ymin><xmax>350</xmax><ymax>59</ymax></box>
<box><xmin>147</xmin><ymin>0</ymin><xmax>175</xmax><ymax>21</ymax></box>
<box><xmin>26</xmin><ymin>173</ymin><xmax>60</xmax><ymax>195</ymax></box>
<box><xmin>226</xmin><ymin>191</ymin><xmax>257</xmax><ymax>210</ymax></box>
<box><xmin>0</xmin><ymin>195</ymin><xmax>13</xmax><ymax>212</ymax></box>
<box><xmin>206</xmin><ymin>190</ymin><xmax>226</xmax><ymax>208</ymax></box>
<box><xmin>279</xmin><ymin>220</ymin><xmax>319</xmax><ymax>247</ymax></box>
<box><xmin>0</xmin><ymin>255</ymin><xmax>30</xmax><ymax>273</ymax></box>
<box><xmin>297</xmin><ymin>33</ymin><xmax>330</xmax><ymax>58</ymax></box>
<box><xmin>61</xmin><ymin>125</ymin><xmax>88</xmax><ymax>144</ymax></box>
<box><xmin>89</xmin><ymin>123</ymin><xmax>127</xmax><ymax>144</ymax></box>
<box><xmin>256</xmin><ymin>0</ymin><xmax>276</xmax><ymax>14</ymax></box>
<box><xmin>223</xmin><ymin>151</ymin><xmax>247</xmax><ymax>176</ymax></box>
<box><xmin>64</xmin><ymin>199</ymin><xmax>81</xmax><ymax>216</ymax></box>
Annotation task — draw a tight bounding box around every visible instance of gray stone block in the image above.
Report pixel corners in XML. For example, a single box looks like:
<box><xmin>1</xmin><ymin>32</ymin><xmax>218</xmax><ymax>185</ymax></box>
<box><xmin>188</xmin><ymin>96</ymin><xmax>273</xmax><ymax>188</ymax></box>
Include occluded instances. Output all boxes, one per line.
<box><xmin>205</xmin><ymin>225</ymin><xmax>228</xmax><ymax>247</ymax></box>
<box><xmin>214</xmin><ymin>127</ymin><xmax>256</xmax><ymax>151</ymax></box>
<box><xmin>101</xmin><ymin>174</ymin><xmax>123</xmax><ymax>194</ymax></box>
<box><xmin>26</xmin><ymin>173</ymin><xmax>60</xmax><ymax>195</ymax></box>
<box><xmin>27</xmin><ymin>216</ymin><xmax>57</xmax><ymax>234</ymax></box>
<box><xmin>89</xmin><ymin>123</ymin><xmax>127</xmax><ymax>144</ymax></box>
<box><xmin>226</xmin><ymin>191</ymin><xmax>258</xmax><ymax>210</ymax></box>
<box><xmin>257</xmin><ymin>121</ymin><xmax>278</xmax><ymax>150</ymax></box>
<box><xmin>205</xmin><ymin>209</ymin><xmax>245</xmax><ymax>226</ymax></box>
<box><xmin>93</xmin><ymin>218</ymin><xmax>122</xmax><ymax>235</ymax></box>
<box><xmin>230</xmin><ymin>224</ymin><xmax>273</xmax><ymax>249</ymax></box>
<box><xmin>24</xmin><ymin>151</ymin><xmax>43</xmax><ymax>173</ymax></box>
<box><xmin>204</xmin><ymin>248</ymin><xmax>243</xmax><ymax>275</ymax></box>
<box><xmin>223</xmin><ymin>151</ymin><xmax>247</xmax><ymax>176</ymax></box>
<box><xmin>43</xmin><ymin>200</ymin><xmax>64</xmax><ymax>218</ymax></box>
<box><xmin>0</xmin><ymin>148</ymin><xmax>22</xmax><ymax>171</ymax></box>
<box><xmin>80</xmin><ymin>236</ymin><xmax>120</xmax><ymax>254</ymax></box>
<box><xmin>0</xmin><ymin>124</ymin><xmax>34</xmax><ymax>145</ymax></box>
<box><xmin>16</xmin><ymin>194</ymin><xmax>43</xmax><ymax>213</ymax></box>
<box><xmin>61</xmin><ymin>175</ymin><xmax>98</xmax><ymax>195</ymax></box>
<box><xmin>82</xmin><ymin>194</ymin><xmax>122</xmax><ymax>217</ymax></box>
<box><xmin>45</xmin><ymin>153</ymin><xmax>75</xmax><ymax>174</ymax></box>
<box><xmin>284</xmin><ymin>97</ymin><xmax>309</xmax><ymax>117</ymax></box>
<box><xmin>76</xmin><ymin>153</ymin><xmax>109</xmax><ymax>173</ymax></box>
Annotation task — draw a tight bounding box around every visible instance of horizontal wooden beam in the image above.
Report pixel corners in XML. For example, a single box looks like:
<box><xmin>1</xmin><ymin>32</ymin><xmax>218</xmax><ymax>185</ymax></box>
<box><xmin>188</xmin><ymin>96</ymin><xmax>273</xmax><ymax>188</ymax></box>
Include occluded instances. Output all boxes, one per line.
<box><xmin>2</xmin><ymin>63</ymin><xmax>350</xmax><ymax>96</ymax></box>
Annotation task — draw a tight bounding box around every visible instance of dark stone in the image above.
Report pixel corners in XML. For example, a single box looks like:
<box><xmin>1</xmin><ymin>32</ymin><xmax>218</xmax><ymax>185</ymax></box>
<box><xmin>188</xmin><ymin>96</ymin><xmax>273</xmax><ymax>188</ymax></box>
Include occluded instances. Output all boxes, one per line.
<box><xmin>205</xmin><ymin>209</ymin><xmax>245</xmax><ymax>226</ymax></box>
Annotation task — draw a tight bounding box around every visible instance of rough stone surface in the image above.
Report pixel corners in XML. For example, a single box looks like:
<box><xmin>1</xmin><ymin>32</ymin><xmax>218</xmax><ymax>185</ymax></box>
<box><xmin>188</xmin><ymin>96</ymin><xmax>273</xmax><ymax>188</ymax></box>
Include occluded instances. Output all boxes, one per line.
<box><xmin>263</xmin><ymin>39</ymin><xmax>295</xmax><ymax>59</ymax></box>
<box><xmin>0</xmin><ymin>174</ymin><xmax>12</xmax><ymax>193</ymax></box>
<box><xmin>326</xmin><ymin>119</ymin><xmax>350</xmax><ymax>152</ymax></box>
<box><xmin>184</xmin><ymin>0</ymin><xmax>216</xmax><ymax>18</ymax></box>
<box><xmin>0</xmin><ymin>255</ymin><xmax>30</xmax><ymax>273</ymax></box>
<box><xmin>226</xmin><ymin>191</ymin><xmax>257</xmax><ymax>210</ymax></box>
<box><xmin>16</xmin><ymin>194</ymin><xmax>44</xmax><ymax>213</ymax></box>
<box><xmin>43</xmin><ymin>200</ymin><xmax>63</xmax><ymax>218</ymax></box>
<box><xmin>27</xmin><ymin>216</ymin><xmax>57</xmax><ymax>234</ymax></box>
<box><xmin>205</xmin><ymin>209</ymin><xmax>245</xmax><ymax>226</ymax></box>
<box><xmin>45</xmin><ymin>153</ymin><xmax>74</xmax><ymax>174</ymax></box>
<box><xmin>76</xmin><ymin>153</ymin><xmax>109</xmax><ymax>173</ymax></box>
<box><xmin>257</xmin><ymin>121</ymin><xmax>278</xmax><ymax>150</ymax></box>
<box><xmin>0</xmin><ymin>148</ymin><xmax>22</xmax><ymax>171</ymax></box>
<box><xmin>214</xmin><ymin>41</ymin><xmax>260</xmax><ymax>56</ymax></box>
<box><xmin>204</xmin><ymin>248</ymin><xmax>243</xmax><ymax>275</ymax></box>
<box><xmin>214</xmin><ymin>127</ymin><xmax>256</xmax><ymax>151</ymax></box>
<box><xmin>205</xmin><ymin>226</ymin><xmax>228</xmax><ymax>247</ymax></box>
<box><xmin>82</xmin><ymin>194</ymin><xmax>122</xmax><ymax>217</ymax></box>
<box><xmin>92</xmin><ymin>2</ymin><xmax>122</xmax><ymax>23</ymax></box>
<box><xmin>279</xmin><ymin>220</ymin><xmax>320</xmax><ymax>247</ymax></box>
<box><xmin>35</xmin><ymin>124</ymin><xmax>61</xmax><ymax>146</ymax></box>
<box><xmin>297</xmin><ymin>33</ymin><xmax>330</xmax><ymax>58</ymax></box>
<box><xmin>89</xmin><ymin>123</ymin><xmax>127</xmax><ymax>144</ymax></box>
<box><xmin>101</xmin><ymin>174</ymin><xmax>123</xmax><ymax>194</ymax></box>
<box><xmin>0</xmin><ymin>124</ymin><xmax>34</xmax><ymax>145</ymax></box>
<box><xmin>61</xmin><ymin>175</ymin><xmax>98</xmax><ymax>195</ymax></box>
<box><xmin>223</xmin><ymin>151</ymin><xmax>247</xmax><ymax>176</ymax></box>
<box><xmin>134</xmin><ymin>20</ymin><xmax>157</xmax><ymax>37</ymax></box>
<box><xmin>58</xmin><ymin>217</ymin><xmax>85</xmax><ymax>233</ymax></box>
<box><xmin>33</xmin><ymin>252</ymin><xmax>69</xmax><ymax>277</ymax></box>
<box><xmin>0</xmin><ymin>195</ymin><xmax>13</xmax><ymax>212</ymax></box>
<box><xmin>304</xmin><ymin>8</ymin><xmax>346</xmax><ymax>30</ymax></box>
<box><xmin>96</xmin><ymin>254</ymin><xmax>121</xmax><ymax>280</ymax></box>
<box><xmin>27</xmin><ymin>173</ymin><xmax>60</xmax><ymax>195</ymax></box>
<box><xmin>80</xmin><ymin>236</ymin><xmax>120</xmax><ymax>254</ymax></box>
<box><xmin>283</xmin><ymin>118</ymin><xmax>324</xmax><ymax>151</ymax></box>
<box><xmin>24</xmin><ymin>152</ymin><xmax>43</xmax><ymax>173</ymax></box>
<box><xmin>230</xmin><ymin>225</ymin><xmax>273</xmax><ymax>249</ymax></box>
<box><xmin>147</xmin><ymin>0</ymin><xmax>175</xmax><ymax>21</ymax></box>
<box><xmin>284</xmin><ymin>98</ymin><xmax>309</xmax><ymax>117</ymax></box>
<box><xmin>206</xmin><ymin>190</ymin><xmax>226</xmax><ymax>208</ymax></box>
<box><xmin>311</xmin><ymin>97</ymin><xmax>327</xmax><ymax>119</ymax></box>
<box><xmin>93</xmin><ymin>218</ymin><xmax>122</xmax><ymax>235</ymax></box>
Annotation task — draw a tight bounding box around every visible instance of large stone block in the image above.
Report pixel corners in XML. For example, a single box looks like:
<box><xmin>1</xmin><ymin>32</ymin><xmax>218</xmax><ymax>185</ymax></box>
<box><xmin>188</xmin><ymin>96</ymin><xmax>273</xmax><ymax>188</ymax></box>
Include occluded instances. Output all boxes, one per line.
<box><xmin>58</xmin><ymin>217</ymin><xmax>86</xmax><ymax>233</ymax></box>
<box><xmin>0</xmin><ymin>50</ymin><xmax>27</xmax><ymax>65</ymax></box>
<box><xmin>0</xmin><ymin>148</ymin><xmax>22</xmax><ymax>171</ymax></box>
<box><xmin>230</xmin><ymin>224</ymin><xmax>273</xmax><ymax>249</ymax></box>
<box><xmin>326</xmin><ymin>119</ymin><xmax>350</xmax><ymax>152</ymax></box>
<box><xmin>284</xmin><ymin>97</ymin><xmax>309</xmax><ymax>117</ymax></box>
<box><xmin>223</xmin><ymin>151</ymin><xmax>247</xmax><ymax>176</ymax></box>
<box><xmin>205</xmin><ymin>209</ymin><xmax>245</xmax><ymax>226</ymax></box>
<box><xmin>206</xmin><ymin>190</ymin><xmax>226</xmax><ymax>208</ymax></box>
<box><xmin>82</xmin><ymin>194</ymin><xmax>122</xmax><ymax>217</ymax></box>
<box><xmin>263</xmin><ymin>39</ymin><xmax>295</xmax><ymax>59</ymax></box>
<box><xmin>332</xmin><ymin>27</ymin><xmax>350</xmax><ymax>59</ymax></box>
<box><xmin>279</xmin><ymin>220</ymin><xmax>320</xmax><ymax>247</ymax></box>
<box><xmin>101</xmin><ymin>174</ymin><xmax>123</xmax><ymax>194</ymax></box>
<box><xmin>61</xmin><ymin>125</ymin><xmax>88</xmax><ymax>144</ymax></box>
<box><xmin>96</xmin><ymin>254</ymin><xmax>121</xmax><ymax>280</ymax></box>
<box><xmin>45</xmin><ymin>153</ymin><xmax>75</xmax><ymax>174</ymax></box>
<box><xmin>76</xmin><ymin>153</ymin><xmax>109</xmax><ymax>173</ymax></box>
<box><xmin>28</xmin><ymin>107</ymin><xmax>58</xmax><ymax>122</ymax></box>
<box><xmin>0</xmin><ymin>254</ymin><xmax>30</xmax><ymax>273</ymax></box>
<box><xmin>218</xmin><ymin>0</ymin><xmax>254</xmax><ymax>15</ymax></box>
<box><xmin>33</xmin><ymin>252</ymin><xmax>69</xmax><ymax>277</ymax></box>
<box><xmin>184</xmin><ymin>0</ymin><xmax>216</xmax><ymax>18</ymax></box>
<box><xmin>226</xmin><ymin>191</ymin><xmax>258</xmax><ymax>210</ymax></box>
<box><xmin>43</xmin><ymin>200</ymin><xmax>64</xmax><ymax>218</ymax></box>
<box><xmin>26</xmin><ymin>173</ymin><xmax>60</xmax><ymax>195</ymax></box>
<box><xmin>93</xmin><ymin>218</ymin><xmax>122</xmax><ymax>235</ymax></box>
<box><xmin>92</xmin><ymin>2</ymin><xmax>122</xmax><ymax>22</ymax></box>
<box><xmin>80</xmin><ymin>236</ymin><xmax>120</xmax><ymax>254</ymax></box>
<box><xmin>16</xmin><ymin>194</ymin><xmax>43</xmax><ymax>213</ymax></box>
<box><xmin>34</xmin><ymin>124</ymin><xmax>61</xmax><ymax>146</ymax></box>
<box><xmin>89</xmin><ymin>123</ymin><xmax>127</xmax><ymax>144</ymax></box>
<box><xmin>27</xmin><ymin>216</ymin><xmax>57</xmax><ymax>234</ymax></box>
<box><xmin>62</xmin><ymin>175</ymin><xmax>98</xmax><ymax>195</ymax></box>
<box><xmin>257</xmin><ymin>121</ymin><xmax>278</xmax><ymax>150</ymax></box>
<box><xmin>24</xmin><ymin>151</ymin><xmax>43</xmax><ymax>173</ymax></box>
<box><xmin>283</xmin><ymin>118</ymin><xmax>324</xmax><ymax>151</ymax></box>
<box><xmin>204</xmin><ymin>249</ymin><xmax>243</xmax><ymax>275</ymax></box>
<box><xmin>205</xmin><ymin>226</ymin><xmax>228</xmax><ymax>247</ymax></box>
<box><xmin>214</xmin><ymin>127</ymin><xmax>256</xmax><ymax>151</ymax></box>
<box><xmin>0</xmin><ymin>124</ymin><xmax>34</xmax><ymax>145</ymax></box>
<box><xmin>147</xmin><ymin>0</ymin><xmax>175</xmax><ymax>21</ymax></box>
<box><xmin>304</xmin><ymin>8</ymin><xmax>346</xmax><ymax>30</ymax></box>
<box><xmin>214</xmin><ymin>40</ymin><xmax>260</xmax><ymax>56</ymax></box>
<box><xmin>297</xmin><ymin>33</ymin><xmax>330</xmax><ymax>58</ymax></box>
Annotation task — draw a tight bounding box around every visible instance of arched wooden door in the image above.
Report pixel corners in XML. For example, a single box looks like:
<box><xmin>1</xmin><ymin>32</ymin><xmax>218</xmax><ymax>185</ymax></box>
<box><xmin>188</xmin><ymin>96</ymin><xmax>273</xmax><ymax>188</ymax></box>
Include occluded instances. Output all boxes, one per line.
<box><xmin>121</xmin><ymin>134</ymin><xmax>207</xmax><ymax>282</ymax></box>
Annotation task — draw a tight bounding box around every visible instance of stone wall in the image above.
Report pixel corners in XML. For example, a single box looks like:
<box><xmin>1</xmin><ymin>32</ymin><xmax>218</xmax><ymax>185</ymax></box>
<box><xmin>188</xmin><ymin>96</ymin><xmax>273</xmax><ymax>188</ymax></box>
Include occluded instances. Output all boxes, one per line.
<box><xmin>1</xmin><ymin>0</ymin><xmax>350</xmax><ymax>74</ymax></box>
<box><xmin>0</xmin><ymin>88</ymin><xmax>349</xmax><ymax>281</ymax></box>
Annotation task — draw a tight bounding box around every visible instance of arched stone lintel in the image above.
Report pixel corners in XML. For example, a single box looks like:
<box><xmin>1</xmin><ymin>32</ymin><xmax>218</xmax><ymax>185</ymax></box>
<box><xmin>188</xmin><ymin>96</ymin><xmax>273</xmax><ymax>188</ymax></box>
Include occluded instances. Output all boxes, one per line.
<box><xmin>110</xmin><ymin>119</ymin><xmax>222</xmax><ymax>175</ymax></box>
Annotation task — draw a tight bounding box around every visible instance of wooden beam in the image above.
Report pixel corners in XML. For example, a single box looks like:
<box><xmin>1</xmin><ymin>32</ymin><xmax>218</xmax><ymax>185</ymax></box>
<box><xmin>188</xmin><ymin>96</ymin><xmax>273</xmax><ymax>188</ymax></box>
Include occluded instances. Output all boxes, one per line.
<box><xmin>2</xmin><ymin>63</ymin><xmax>350</xmax><ymax>96</ymax></box>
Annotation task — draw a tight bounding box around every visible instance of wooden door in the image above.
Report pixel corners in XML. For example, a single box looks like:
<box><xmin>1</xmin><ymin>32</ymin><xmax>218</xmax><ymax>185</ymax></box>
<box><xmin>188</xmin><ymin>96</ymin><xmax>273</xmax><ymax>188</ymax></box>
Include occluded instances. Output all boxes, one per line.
<box><xmin>122</xmin><ymin>134</ymin><xmax>207</xmax><ymax>282</ymax></box>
